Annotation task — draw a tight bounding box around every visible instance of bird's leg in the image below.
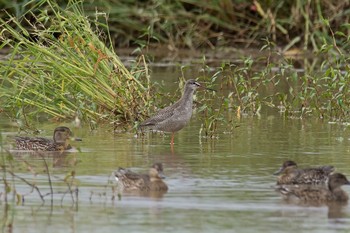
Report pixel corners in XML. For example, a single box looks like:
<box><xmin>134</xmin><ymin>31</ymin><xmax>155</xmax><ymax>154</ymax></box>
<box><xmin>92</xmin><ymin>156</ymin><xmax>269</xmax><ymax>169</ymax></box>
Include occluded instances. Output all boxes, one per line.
<box><xmin>170</xmin><ymin>143</ymin><xmax>174</xmax><ymax>154</ymax></box>
<box><xmin>170</xmin><ymin>133</ymin><xmax>175</xmax><ymax>145</ymax></box>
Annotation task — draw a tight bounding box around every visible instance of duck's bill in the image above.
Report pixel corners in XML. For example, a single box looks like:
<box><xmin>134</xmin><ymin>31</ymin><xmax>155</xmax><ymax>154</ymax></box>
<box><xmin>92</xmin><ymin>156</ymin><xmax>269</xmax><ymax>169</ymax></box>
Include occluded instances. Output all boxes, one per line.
<box><xmin>158</xmin><ymin>172</ymin><xmax>166</xmax><ymax>179</ymax></box>
<box><xmin>72</xmin><ymin>137</ymin><xmax>83</xmax><ymax>141</ymax></box>
<box><xmin>273</xmin><ymin>167</ymin><xmax>284</xmax><ymax>175</ymax></box>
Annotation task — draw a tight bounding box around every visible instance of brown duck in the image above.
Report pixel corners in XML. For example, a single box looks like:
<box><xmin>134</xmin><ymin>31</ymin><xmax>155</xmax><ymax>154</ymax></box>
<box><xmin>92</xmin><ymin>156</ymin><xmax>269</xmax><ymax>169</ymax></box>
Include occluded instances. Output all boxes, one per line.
<box><xmin>277</xmin><ymin>173</ymin><xmax>350</xmax><ymax>204</ymax></box>
<box><xmin>114</xmin><ymin>163</ymin><xmax>168</xmax><ymax>192</ymax></box>
<box><xmin>274</xmin><ymin>160</ymin><xmax>334</xmax><ymax>185</ymax></box>
<box><xmin>14</xmin><ymin>126</ymin><xmax>79</xmax><ymax>151</ymax></box>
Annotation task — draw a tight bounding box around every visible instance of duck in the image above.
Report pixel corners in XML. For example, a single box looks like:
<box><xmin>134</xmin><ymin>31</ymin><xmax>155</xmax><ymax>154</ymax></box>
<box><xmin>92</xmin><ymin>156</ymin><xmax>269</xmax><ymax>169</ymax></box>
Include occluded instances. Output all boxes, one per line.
<box><xmin>277</xmin><ymin>173</ymin><xmax>350</xmax><ymax>204</ymax></box>
<box><xmin>14</xmin><ymin>126</ymin><xmax>78</xmax><ymax>151</ymax></box>
<box><xmin>274</xmin><ymin>160</ymin><xmax>334</xmax><ymax>185</ymax></box>
<box><xmin>114</xmin><ymin>163</ymin><xmax>168</xmax><ymax>192</ymax></box>
<box><xmin>139</xmin><ymin>79</ymin><xmax>214</xmax><ymax>145</ymax></box>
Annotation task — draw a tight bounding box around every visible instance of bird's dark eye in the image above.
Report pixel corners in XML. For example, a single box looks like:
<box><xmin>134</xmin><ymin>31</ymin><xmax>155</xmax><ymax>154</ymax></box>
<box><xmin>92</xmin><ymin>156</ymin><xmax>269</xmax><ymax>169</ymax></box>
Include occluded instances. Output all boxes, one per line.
<box><xmin>284</xmin><ymin>161</ymin><xmax>296</xmax><ymax>167</ymax></box>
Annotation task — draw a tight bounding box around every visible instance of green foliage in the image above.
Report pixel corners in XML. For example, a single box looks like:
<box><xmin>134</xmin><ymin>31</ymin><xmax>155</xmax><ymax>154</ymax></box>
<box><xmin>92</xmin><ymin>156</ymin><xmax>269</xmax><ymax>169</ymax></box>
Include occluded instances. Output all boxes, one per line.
<box><xmin>1</xmin><ymin>0</ymin><xmax>350</xmax><ymax>134</ymax></box>
<box><xmin>196</xmin><ymin>33</ymin><xmax>350</xmax><ymax>135</ymax></box>
<box><xmin>0</xmin><ymin>0</ymin><xmax>154</xmax><ymax>128</ymax></box>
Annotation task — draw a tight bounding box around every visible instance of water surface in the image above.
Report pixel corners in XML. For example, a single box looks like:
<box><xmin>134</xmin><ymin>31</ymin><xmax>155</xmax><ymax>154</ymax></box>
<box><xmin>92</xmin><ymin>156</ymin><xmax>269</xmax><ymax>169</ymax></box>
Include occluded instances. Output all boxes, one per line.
<box><xmin>1</xmin><ymin>114</ymin><xmax>350</xmax><ymax>233</ymax></box>
<box><xmin>1</xmin><ymin>69</ymin><xmax>350</xmax><ymax>233</ymax></box>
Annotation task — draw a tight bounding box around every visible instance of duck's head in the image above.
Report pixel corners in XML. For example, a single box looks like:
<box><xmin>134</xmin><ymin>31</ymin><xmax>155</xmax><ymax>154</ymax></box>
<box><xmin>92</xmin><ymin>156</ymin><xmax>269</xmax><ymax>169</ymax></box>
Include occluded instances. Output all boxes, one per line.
<box><xmin>53</xmin><ymin>126</ymin><xmax>82</xmax><ymax>147</ymax></box>
<box><xmin>328</xmin><ymin>173</ymin><xmax>350</xmax><ymax>191</ymax></box>
<box><xmin>150</xmin><ymin>163</ymin><xmax>166</xmax><ymax>180</ymax></box>
<box><xmin>53</xmin><ymin>126</ymin><xmax>73</xmax><ymax>144</ymax></box>
<box><xmin>274</xmin><ymin>160</ymin><xmax>298</xmax><ymax>175</ymax></box>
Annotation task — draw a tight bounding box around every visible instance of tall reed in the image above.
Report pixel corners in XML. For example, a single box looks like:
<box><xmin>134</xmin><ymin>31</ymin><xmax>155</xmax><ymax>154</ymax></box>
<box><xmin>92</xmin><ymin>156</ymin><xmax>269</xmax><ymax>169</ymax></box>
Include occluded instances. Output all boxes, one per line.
<box><xmin>0</xmin><ymin>0</ymin><xmax>153</xmax><ymax>128</ymax></box>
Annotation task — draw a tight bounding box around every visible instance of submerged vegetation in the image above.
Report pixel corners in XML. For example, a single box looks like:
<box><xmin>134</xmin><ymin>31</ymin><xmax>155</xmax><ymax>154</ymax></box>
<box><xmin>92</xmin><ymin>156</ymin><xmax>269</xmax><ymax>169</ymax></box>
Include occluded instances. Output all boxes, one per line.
<box><xmin>0</xmin><ymin>147</ymin><xmax>80</xmax><ymax>208</ymax></box>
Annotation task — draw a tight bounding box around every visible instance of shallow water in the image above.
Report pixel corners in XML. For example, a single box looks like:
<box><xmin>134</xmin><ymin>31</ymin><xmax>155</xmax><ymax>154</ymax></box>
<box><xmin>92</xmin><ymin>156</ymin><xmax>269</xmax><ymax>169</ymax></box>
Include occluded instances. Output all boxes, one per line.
<box><xmin>1</xmin><ymin>69</ymin><xmax>350</xmax><ymax>233</ymax></box>
<box><xmin>2</xmin><ymin>115</ymin><xmax>350</xmax><ymax>233</ymax></box>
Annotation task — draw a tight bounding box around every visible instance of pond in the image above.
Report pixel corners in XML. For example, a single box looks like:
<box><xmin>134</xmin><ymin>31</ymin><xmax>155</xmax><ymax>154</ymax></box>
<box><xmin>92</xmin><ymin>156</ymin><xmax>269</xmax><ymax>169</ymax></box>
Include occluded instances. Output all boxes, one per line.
<box><xmin>1</xmin><ymin>66</ymin><xmax>350</xmax><ymax>233</ymax></box>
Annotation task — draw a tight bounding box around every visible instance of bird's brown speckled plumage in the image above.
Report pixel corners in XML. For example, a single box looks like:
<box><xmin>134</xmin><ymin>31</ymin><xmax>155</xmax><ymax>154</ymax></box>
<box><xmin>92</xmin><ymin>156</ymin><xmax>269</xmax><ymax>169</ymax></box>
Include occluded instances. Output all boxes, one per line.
<box><xmin>139</xmin><ymin>79</ymin><xmax>201</xmax><ymax>144</ymax></box>
<box><xmin>277</xmin><ymin>173</ymin><xmax>350</xmax><ymax>204</ymax></box>
<box><xmin>114</xmin><ymin>163</ymin><xmax>168</xmax><ymax>192</ymax></box>
<box><xmin>274</xmin><ymin>160</ymin><xmax>334</xmax><ymax>185</ymax></box>
<box><xmin>14</xmin><ymin>126</ymin><xmax>73</xmax><ymax>151</ymax></box>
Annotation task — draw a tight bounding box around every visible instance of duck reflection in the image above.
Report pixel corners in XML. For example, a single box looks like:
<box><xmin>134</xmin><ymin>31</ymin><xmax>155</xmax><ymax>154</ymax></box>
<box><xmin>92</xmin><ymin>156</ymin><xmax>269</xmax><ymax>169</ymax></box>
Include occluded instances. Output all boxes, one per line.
<box><xmin>8</xmin><ymin>150</ymin><xmax>79</xmax><ymax>168</ymax></box>
<box><xmin>327</xmin><ymin>202</ymin><xmax>348</xmax><ymax>219</ymax></box>
<box><xmin>276</xmin><ymin>173</ymin><xmax>350</xmax><ymax>219</ymax></box>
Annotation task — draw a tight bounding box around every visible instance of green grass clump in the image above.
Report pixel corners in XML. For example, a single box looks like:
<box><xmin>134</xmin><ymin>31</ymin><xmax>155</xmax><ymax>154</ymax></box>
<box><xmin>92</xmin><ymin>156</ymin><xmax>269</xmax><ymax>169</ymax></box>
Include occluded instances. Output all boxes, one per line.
<box><xmin>202</xmin><ymin>50</ymin><xmax>350</xmax><ymax>126</ymax></box>
<box><xmin>0</xmin><ymin>0</ymin><xmax>153</xmax><ymax>128</ymax></box>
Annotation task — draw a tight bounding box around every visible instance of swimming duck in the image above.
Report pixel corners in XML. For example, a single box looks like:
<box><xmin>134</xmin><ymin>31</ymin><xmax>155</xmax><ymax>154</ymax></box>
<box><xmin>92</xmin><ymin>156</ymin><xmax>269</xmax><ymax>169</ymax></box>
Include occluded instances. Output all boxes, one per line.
<box><xmin>114</xmin><ymin>163</ymin><xmax>168</xmax><ymax>192</ymax></box>
<box><xmin>14</xmin><ymin>126</ymin><xmax>77</xmax><ymax>151</ymax></box>
<box><xmin>274</xmin><ymin>160</ymin><xmax>334</xmax><ymax>185</ymax></box>
<box><xmin>277</xmin><ymin>173</ymin><xmax>350</xmax><ymax>204</ymax></box>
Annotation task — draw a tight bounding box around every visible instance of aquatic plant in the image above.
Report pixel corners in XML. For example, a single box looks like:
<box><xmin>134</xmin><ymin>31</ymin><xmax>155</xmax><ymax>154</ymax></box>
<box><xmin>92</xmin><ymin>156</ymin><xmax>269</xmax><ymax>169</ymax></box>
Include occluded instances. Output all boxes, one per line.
<box><xmin>0</xmin><ymin>144</ymin><xmax>80</xmax><ymax>207</ymax></box>
<box><xmin>202</xmin><ymin>39</ymin><xmax>350</xmax><ymax>129</ymax></box>
<box><xmin>0</xmin><ymin>0</ymin><xmax>349</xmax><ymax>134</ymax></box>
<box><xmin>0</xmin><ymin>0</ymin><xmax>153</xmax><ymax>128</ymax></box>
<box><xmin>0</xmin><ymin>131</ymin><xmax>110</xmax><ymax>208</ymax></box>
<box><xmin>194</xmin><ymin>29</ymin><xmax>350</xmax><ymax>136</ymax></box>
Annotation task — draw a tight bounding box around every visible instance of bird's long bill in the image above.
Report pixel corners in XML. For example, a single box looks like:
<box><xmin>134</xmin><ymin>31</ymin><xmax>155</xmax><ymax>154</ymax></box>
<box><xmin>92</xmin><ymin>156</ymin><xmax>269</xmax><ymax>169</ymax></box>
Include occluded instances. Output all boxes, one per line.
<box><xmin>72</xmin><ymin>137</ymin><xmax>83</xmax><ymax>141</ymax></box>
<box><xmin>273</xmin><ymin>167</ymin><xmax>284</xmax><ymax>175</ymax></box>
